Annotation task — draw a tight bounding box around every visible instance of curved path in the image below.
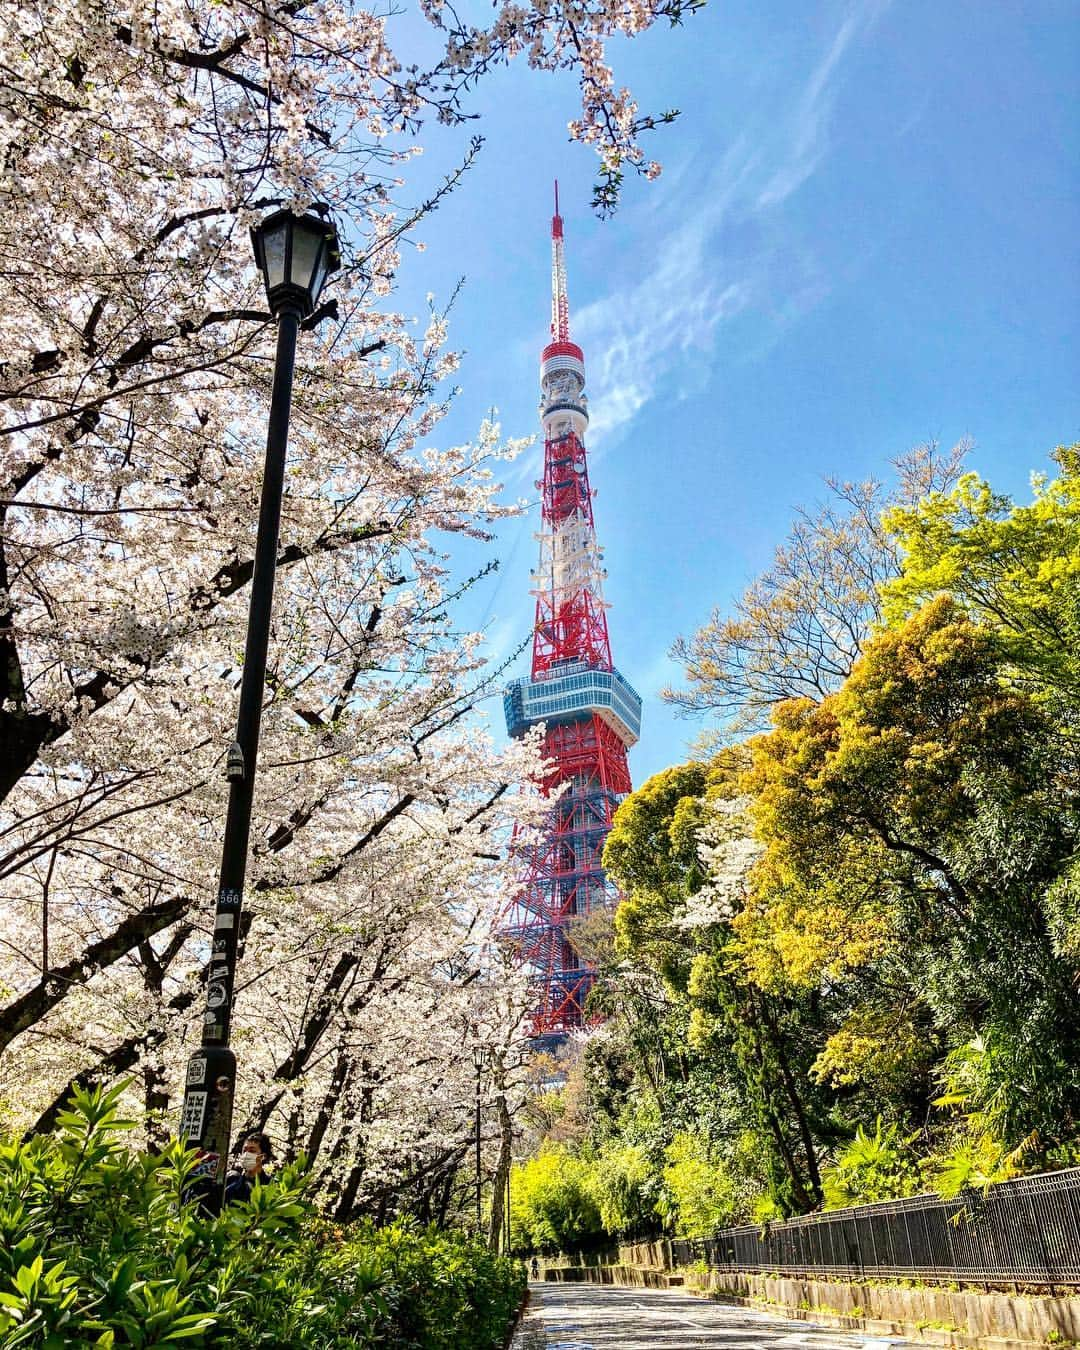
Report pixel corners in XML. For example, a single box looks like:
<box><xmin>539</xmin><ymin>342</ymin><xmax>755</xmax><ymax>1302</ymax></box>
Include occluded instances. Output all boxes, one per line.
<box><xmin>512</xmin><ymin>1281</ymin><xmax>910</xmax><ymax>1350</ymax></box>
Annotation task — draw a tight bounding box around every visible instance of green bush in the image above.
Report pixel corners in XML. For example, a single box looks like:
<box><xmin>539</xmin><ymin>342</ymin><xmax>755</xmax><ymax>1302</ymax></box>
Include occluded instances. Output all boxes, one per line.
<box><xmin>508</xmin><ymin>1145</ymin><xmax>603</xmax><ymax>1252</ymax></box>
<box><xmin>656</xmin><ymin>1131</ymin><xmax>739</xmax><ymax>1237</ymax></box>
<box><xmin>0</xmin><ymin>1081</ymin><xmax>524</xmax><ymax>1348</ymax></box>
<box><xmin>589</xmin><ymin>1140</ymin><xmax>656</xmax><ymax>1235</ymax></box>
<box><xmin>820</xmin><ymin>1118</ymin><xmax>921</xmax><ymax>1209</ymax></box>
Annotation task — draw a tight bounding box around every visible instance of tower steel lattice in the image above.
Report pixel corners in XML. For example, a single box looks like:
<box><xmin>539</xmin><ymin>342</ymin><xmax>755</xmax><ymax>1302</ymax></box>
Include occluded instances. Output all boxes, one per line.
<box><xmin>501</xmin><ymin>186</ymin><xmax>642</xmax><ymax>1044</ymax></box>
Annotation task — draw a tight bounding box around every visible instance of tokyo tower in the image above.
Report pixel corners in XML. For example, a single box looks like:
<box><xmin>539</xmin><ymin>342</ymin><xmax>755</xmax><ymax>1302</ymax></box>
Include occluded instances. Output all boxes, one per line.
<box><xmin>502</xmin><ymin>185</ymin><xmax>642</xmax><ymax>1044</ymax></box>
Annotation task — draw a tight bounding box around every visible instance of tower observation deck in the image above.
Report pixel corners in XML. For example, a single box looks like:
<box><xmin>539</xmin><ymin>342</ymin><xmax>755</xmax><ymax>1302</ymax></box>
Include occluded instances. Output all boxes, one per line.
<box><xmin>501</xmin><ymin>186</ymin><xmax>642</xmax><ymax>1044</ymax></box>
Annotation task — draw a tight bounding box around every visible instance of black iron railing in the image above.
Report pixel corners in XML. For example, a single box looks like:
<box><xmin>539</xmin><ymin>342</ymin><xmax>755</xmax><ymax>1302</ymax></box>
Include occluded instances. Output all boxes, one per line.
<box><xmin>666</xmin><ymin>1168</ymin><xmax>1080</xmax><ymax>1284</ymax></box>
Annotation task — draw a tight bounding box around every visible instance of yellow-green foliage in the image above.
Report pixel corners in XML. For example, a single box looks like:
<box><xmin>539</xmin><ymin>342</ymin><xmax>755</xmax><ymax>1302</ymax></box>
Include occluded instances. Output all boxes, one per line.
<box><xmin>508</xmin><ymin>1145</ymin><xmax>602</xmax><ymax>1252</ymax></box>
<box><xmin>820</xmin><ymin>1118</ymin><xmax>921</xmax><ymax>1209</ymax></box>
<box><xmin>740</xmin><ymin>597</ymin><xmax>1042</xmax><ymax>989</ymax></box>
<box><xmin>657</xmin><ymin>1132</ymin><xmax>738</xmax><ymax>1237</ymax></box>
<box><xmin>811</xmin><ymin>1007</ymin><xmax>935</xmax><ymax>1098</ymax></box>
<box><xmin>589</xmin><ymin>1140</ymin><xmax>655</xmax><ymax>1234</ymax></box>
<box><xmin>882</xmin><ymin>446</ymin><xmax>1080</xmax><ymax>698</ymax></box>
<box><xmin>604</xmin><ymin>762</ymin><xmax>711</xmax><ymax>901</ymax></box>
<box><xmin>928</xmin><ymin>1130</ymin><xmax>1021</xmax><ymax>1200</ymax></box>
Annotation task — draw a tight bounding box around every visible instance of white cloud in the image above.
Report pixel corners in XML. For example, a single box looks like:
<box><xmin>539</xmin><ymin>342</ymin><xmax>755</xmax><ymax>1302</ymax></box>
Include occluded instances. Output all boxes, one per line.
<box><xmin>562</xmin><ymin>0</ymin><xmax>890</xmax><ymax>449</ymax></box>
<box><xmin>586</xmin><ymin>380</ymin><xmax>649</xmax><ymax>442</ymax></box>
<box><xmin>756</xmin><ymin>1</ymin><xmax>889</xmax><ymax>209</ymax></box>
<box><xmin>572</xmin><ymin>143</ymin><xmax>757</xmax><ymax>446</ymax></box>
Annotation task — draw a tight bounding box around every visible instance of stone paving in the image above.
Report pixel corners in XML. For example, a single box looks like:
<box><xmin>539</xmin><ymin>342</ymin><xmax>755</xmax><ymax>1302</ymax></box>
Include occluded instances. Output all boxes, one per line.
<box><xmin>512</xmin><ymin>1281</ymin><xmax>911</xmax><ymax>1350</ymax></box>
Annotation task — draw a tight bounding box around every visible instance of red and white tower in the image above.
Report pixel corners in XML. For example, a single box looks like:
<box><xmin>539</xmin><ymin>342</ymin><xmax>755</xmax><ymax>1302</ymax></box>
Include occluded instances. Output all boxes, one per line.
<box><xmin>502</xmin><ymin>186</ymin><xmax>642</xmax><ymax>1044</ymax></box>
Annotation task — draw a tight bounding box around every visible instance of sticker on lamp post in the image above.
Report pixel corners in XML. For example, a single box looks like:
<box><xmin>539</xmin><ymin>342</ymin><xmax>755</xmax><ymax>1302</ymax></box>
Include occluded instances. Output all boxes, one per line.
<box><xmin>180</xmin><ymin>1091</ymin><xmax>208</xmax><ymax>1143</ymax></box>
<box><xmin>190</xmin><ymin>1150</ymin><xmax>220</xmax><ymax>1181</ymax></box>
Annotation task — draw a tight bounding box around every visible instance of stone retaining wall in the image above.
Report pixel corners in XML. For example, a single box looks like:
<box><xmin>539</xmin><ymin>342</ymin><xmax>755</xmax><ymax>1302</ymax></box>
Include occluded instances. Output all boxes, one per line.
<box><xmin>542</xmin><ymin>1263</ymin><xmax>684</xmax><ymax>1291</ymax></box>
<box><xmin>689</xmin><ymin>1269</ymin><xmax>1080</xmax><ymax>1348</ymax></box>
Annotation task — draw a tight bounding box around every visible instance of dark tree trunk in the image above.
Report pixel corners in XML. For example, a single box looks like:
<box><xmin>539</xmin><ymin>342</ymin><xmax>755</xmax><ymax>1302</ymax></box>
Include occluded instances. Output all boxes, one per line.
<box><xmin>435</xmin><ymin>1153</ymin><xmax>464</xmax><ymax>1228</ymax></box>
<box><xmin>304</xmin><ymin>1050</ymin><xmax>352</xmax><ymax>1166</ymax></box>
<box><xmin>0</xmin><ymin>895</ymin><xmax>190</xmax><ymax>1054</ymax></box>
<box><xmin>759</xmin><ymin>995</ymin><xmax>823</xmax><ymax>1206</ymax></box>
<box><xmin>738</xmin><ymin>989</ymin><xmax>816</xmax><ymax>1215</ymax></box>
<box><xmin>331</xmin><ymin>1061</ymin><xmax>374</xmax><ymax>1221</ymax></box>
<box><xmin>487</xmin><ymin>1091</ymin><xmax>513</xmax><ymax>1252</ymax></box>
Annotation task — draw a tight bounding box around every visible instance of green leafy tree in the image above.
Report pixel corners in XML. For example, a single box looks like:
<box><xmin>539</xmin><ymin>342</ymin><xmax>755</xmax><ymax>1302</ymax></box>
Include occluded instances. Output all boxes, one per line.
<box><xmin>604</xmin><ymin>757</ymin><xmax>830</xmax><ymax>1216</ymax></box>
<box><xmin>743</xmin><ymin>597</ymin><xmax>1080</xmax><ymax>1149</ymax></box>
<box><xmin>882</xmin><ymin>445</ymin><xmax>1080</xmax><ymax>702</ymax></box>
<box><xmin>589</xmin><ymin>1139</ymin><xmax>656</xmax><ymax>1235</ymax></box>
<box><xmin>656</xmin><ymin>1131</ymin><xmax>739</xmax><ymax>1236</ymax></box>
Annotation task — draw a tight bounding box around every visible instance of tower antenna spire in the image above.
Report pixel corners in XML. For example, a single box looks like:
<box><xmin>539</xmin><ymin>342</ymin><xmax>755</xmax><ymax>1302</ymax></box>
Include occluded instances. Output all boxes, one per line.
<box><xmin>550</xmin><ymin>179</ymin><xmax>570</xmax><ymax>342</ymax></box>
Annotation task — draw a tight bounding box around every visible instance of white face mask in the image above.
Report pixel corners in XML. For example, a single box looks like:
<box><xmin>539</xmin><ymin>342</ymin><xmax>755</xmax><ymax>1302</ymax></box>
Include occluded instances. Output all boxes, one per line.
<box><xmin>238</xmin><ymin>1150</ymin><xmax>259</xmax><ymax>1173</ymax></box>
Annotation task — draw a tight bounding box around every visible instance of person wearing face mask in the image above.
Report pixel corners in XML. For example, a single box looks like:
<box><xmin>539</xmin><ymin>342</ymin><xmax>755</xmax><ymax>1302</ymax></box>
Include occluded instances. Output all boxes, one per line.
<box><xmin>224</xmin><ymin>1131</ymin><xmax>273</xmax><ymax>1205</ymax></box>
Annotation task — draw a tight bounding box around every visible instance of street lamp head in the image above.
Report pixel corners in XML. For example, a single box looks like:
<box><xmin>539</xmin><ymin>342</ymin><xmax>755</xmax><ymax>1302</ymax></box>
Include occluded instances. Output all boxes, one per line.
<box><xmin>250</xmin><ymin>206</ymin><xmax>341</xmax><ymax>319</ymax></box>
<box><xmin>472</xmin><ymin>1044</ymin><xmax>492</xmax><ymax>1074</ymax></box>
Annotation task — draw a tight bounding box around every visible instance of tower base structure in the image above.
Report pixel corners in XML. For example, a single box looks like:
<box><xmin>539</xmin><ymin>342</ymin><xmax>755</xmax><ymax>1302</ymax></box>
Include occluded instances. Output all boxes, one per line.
<box><xmin>503</xmin><ymin>676</ymin><xmax>640</xmax><ymax>1041</ymax></box>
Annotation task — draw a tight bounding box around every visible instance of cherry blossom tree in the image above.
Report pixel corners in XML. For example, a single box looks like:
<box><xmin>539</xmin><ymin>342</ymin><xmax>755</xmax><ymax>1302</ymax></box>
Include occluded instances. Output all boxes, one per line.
<box><xmin>0</xmin><ymin>0</ymin><xmax>693</xmax><ymax>1213</ymax></box>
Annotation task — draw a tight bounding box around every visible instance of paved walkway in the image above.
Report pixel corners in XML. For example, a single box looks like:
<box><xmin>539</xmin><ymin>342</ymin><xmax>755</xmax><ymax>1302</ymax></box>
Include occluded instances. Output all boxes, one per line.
<box><xmin>512</xmin><ymin>1282</ymin><xmax>910</xmax><ymax>1350</ymax></box>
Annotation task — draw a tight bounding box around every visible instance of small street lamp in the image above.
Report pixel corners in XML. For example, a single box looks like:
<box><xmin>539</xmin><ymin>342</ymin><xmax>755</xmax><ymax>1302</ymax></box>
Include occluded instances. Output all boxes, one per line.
<box><xmin>472</xmin><ymin>1044</ymin><xmax>492</xmax><ymax>1234</ymax></box>
<box><xmin>249</xmin><ymin>208</ymin><xmax>341</xmax><ymax>322</ymax></box>
<box><xmin>177</xmin><ymin>208</ymin><xmax>340</xmax><ymax>1207</ymax></box>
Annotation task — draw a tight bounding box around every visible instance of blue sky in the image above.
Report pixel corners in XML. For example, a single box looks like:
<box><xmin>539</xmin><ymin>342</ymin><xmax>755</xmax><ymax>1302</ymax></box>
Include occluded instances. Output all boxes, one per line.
<box><xmin>388</xmin><ymin>0</ymin><xmax>1079</xmax><ymax>786</ymax></box>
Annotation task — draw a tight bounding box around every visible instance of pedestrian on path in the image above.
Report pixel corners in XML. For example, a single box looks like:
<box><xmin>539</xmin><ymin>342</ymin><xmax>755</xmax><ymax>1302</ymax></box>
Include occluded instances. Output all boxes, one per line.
<box><xmin>224</xmin><ymin>1131</ymin><xmax>272</xmax><ymax>1204</ymax></box>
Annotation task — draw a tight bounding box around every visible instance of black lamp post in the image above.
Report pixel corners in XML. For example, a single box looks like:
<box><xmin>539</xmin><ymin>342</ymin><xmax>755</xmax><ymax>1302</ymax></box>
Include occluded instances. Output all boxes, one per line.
<box><xmin>472</xmin><ymin>1045</ymin><xmax>491</xmax><ymax>1234</ymax></box>
<box><xmin>178</xmin><ymin>208</ymin><xmax>340</xmax><ymax>1206</ymax></box>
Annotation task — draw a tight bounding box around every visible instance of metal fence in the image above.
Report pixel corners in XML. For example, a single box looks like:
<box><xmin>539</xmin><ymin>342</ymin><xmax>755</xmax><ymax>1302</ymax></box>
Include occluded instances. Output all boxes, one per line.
<box><xmin>667</xmin><ymin>1168</ymin><xmax>1080</xmax><ymax>1285</ymax></box>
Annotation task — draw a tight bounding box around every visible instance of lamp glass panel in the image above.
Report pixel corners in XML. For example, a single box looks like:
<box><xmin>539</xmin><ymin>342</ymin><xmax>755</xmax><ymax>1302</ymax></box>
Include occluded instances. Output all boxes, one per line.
<box><xmin>260</xmin><ymin>223</ymin><xmax>288</xmax><ymax>292</ymax></box>
<box><xmin>309</xmin><ymin>252</ymin><xmax>329</xmax><ymax>306</ymax></box>
<box><xmin>290</xmin><ymin>224</ymin><xmax>323</xmax><ymax>297</ymax></box>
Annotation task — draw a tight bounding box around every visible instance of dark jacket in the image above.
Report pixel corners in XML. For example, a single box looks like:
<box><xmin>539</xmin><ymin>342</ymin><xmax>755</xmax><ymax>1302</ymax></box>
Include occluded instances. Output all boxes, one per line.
<box><xmin>223</xmin><ymin>1170</ymin><xmax>256</xmax><ymax>1205</ymax></box>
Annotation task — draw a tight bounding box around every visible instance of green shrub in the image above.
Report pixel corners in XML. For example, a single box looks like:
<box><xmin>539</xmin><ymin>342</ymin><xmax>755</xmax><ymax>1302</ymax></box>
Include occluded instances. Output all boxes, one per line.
<box><xmin>0</xmin><ymin>1081</ymin><xmax>524</xmax><ymax>1348</ymax></box>
<box><xmin>656</xmin><ymin>1131</ymin><xmax>739</xmax><ymax>1237</ymax></box>
<box><xmin>821</xmin><ymin>1118</ymin><xmax>921</xmax><ymax>1208</ymax></box>
<box><xmin>508</xmin><ymin>1145</ymin><xmax>603</xmax><ymax>1252</ymax></box>
<box><xmin>589</xmin><ymin>1140</ymin><xmax>656</xmax><ymax>1235</ymax></box>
